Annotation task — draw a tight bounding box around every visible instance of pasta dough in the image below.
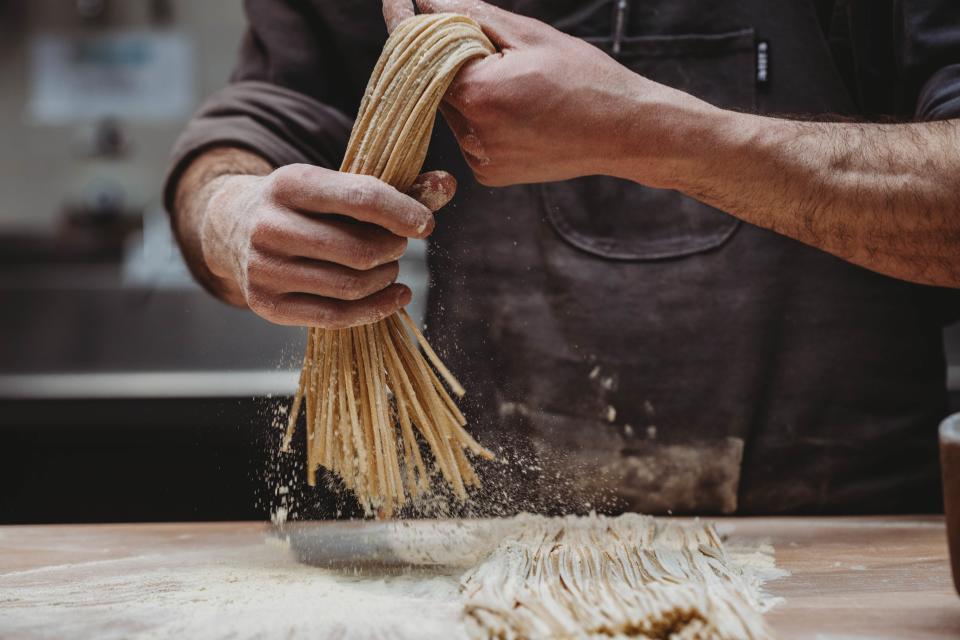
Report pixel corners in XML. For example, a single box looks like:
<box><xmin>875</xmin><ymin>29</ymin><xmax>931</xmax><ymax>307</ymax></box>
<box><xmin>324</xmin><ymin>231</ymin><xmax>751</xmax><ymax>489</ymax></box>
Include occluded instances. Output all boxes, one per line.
<box><xmin>462</xmin><ymin>514</ymin><xmax>776</xmax><ymax>639</ymax></box>
<box><xmin>284</xmin><ymin>14</ymin><xmax>496</xmax><ymax>517</ymax></box>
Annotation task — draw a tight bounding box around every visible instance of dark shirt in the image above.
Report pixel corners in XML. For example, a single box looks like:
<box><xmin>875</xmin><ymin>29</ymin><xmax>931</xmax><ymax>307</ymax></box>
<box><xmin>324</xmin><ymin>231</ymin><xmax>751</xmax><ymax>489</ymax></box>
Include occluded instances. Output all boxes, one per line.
<box><xmin>166</xmin><ymin>0</ymin><xmax>960</xmax><ymax>515</ymax></box>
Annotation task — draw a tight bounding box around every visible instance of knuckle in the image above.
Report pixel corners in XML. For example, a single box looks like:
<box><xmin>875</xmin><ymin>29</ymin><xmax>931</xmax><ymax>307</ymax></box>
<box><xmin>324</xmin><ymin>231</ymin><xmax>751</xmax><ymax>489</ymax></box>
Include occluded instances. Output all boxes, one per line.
<box><xmin>341</xmin><ymin>179</ymin><xmax>383</xmax><ymax>213</ymax></box>
<box><xmin>386</xmin><ymin>236</ymin><xmax>408</xmax><ymax>261</ymax></box>
<box><xmin>314</xmin><ymin>303</ymin><xmax>352</xmax><ymax>330</ymax></box>
<box><xmin>384</xmin><ymin>260</ymin><xmax>401</xmax><ymax>282</ymax></box>
<box><xmin>473</xmin><ymin>170</ymin><xmax>497</xmax><ymax>187</ymax></box>
<box><xmin>461</xmin><ymin>132</ymin><xmax>486</xmax><ymax>157</ymax></box>
<box><xmin>466</xmin><ymin>89</ymin><xmax>502</xmax><ymax>121</ymax></box>
<box><xmin>249</xmin><ymin>217</ymin><xmax>281</xmax><ymax>251</ymax></box>
<box><xmin>267</xmin><ymin>164</ymin><xmax>307</xmax><ymax>201</ymax></box>
<box><xmin>333</xmin><ymin>273</ymin><xmax>364</xmax><ymax>301</ymax></box>
<box><xmin>245</xmin><ymin>251</ymin><xmax>281</xmax><ymax>284</ymax></box>
<box><xmin>245</xmin><ymin>252</ymin><xmax>267</xmax><ymax>280</ymax></box>
<box><xmin>349</xmin><ymin>242</ymin><xmax>380</xmax><ymax>271</ymax></box>
<box><xmin>247</xmin><ymin>288</ymin><xmax>279</xmax><ymax>318</ymax></box>
<box><xmin>458</xmin><ymin>81</ymin><xmax>485</xmax><ymax>111</ymax></box>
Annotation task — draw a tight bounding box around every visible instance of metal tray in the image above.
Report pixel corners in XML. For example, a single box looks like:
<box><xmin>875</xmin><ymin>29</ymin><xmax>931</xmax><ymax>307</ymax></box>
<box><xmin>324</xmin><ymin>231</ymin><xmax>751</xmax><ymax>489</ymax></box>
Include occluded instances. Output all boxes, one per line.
<box><xmin>284</xmin><ymin>518</ymin><xmax>512</xmax><ymax>569</ymax></box>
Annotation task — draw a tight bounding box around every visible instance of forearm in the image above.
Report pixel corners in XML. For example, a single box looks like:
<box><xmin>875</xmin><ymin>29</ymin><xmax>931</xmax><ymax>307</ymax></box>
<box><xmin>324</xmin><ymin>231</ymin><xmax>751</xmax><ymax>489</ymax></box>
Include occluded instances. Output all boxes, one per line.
<box><xmin>171</xmin><ymin>147</ymin><xmax>273</xmax><ymax>304</ymax></box>
<box><xmin>626</xmin><ymin>99</ymin><xmax>960</xmax><ymax>287</ymax></box>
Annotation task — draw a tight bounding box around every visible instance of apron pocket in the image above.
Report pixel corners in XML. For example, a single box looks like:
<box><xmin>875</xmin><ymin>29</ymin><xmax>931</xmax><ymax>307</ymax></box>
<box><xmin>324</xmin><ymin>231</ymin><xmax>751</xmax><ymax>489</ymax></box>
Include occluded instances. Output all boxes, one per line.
<box><xmin>542</xmin><ymin>28</ymin><xmax>755</xmax><ymax>261</ymax></box>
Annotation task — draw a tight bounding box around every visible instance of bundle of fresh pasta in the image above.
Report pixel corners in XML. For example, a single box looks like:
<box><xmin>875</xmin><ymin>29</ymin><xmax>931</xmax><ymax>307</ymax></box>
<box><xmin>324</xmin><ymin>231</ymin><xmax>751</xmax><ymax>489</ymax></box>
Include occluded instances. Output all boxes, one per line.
<box><xmin>283</xmin><ymin>14</ymin><xmax>495</xmax><ymax>517</ymax></box>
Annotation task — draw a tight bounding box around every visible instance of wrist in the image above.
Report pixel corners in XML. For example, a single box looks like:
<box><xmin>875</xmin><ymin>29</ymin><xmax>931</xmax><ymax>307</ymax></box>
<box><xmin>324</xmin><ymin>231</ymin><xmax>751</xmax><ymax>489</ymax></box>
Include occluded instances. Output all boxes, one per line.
<box><xmin>605</xmin><ymin>76</ymin><xmax>746</xmax><ymax>191</ymax></box>
<box><xmin>169</xmin><ymin>147</ymin><xmax>272</xmax><ymax>305</ymax></box>
<box><xmin>667</xmin><ymin>107</ymin><xmax>757</xmax><ymax>194</ymax></box>
<box><xmin>198</xmin><ymin>174</ymin><xmax>262</xmax><ymax>304</ymax></box>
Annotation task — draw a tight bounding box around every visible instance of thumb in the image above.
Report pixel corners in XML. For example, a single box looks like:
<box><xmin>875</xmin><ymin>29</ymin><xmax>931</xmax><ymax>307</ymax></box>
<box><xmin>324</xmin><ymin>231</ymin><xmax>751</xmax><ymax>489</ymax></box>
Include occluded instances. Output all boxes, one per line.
<box><xmin>407</xmin><ymin>171</ymin><xmax>457</xmax><ymax>212</ymax></box>
<box><xmin>415</xmin><ymin>0</ymin><xmax>534</xmax><ymax>49</ymax></box>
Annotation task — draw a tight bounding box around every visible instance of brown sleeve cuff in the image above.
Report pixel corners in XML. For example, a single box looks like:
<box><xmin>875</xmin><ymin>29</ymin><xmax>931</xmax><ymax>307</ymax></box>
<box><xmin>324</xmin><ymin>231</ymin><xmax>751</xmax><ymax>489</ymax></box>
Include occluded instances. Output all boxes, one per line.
<box><xmin>163</xmin><ymin>80</ymin><xmax>354</xmax><ymax>213</ymax></box>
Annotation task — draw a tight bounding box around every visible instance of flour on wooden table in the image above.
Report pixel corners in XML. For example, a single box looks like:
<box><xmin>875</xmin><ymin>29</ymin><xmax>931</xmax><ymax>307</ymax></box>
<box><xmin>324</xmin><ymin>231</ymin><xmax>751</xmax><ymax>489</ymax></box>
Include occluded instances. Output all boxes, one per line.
<box><xmin>0</xmin><ymin>515</ymin><xmax>782</xmax><ymax>640</ymax></box>
<box><xmin>0</xmin><ymin>540</ymin><xmax>466</xmax><ymax>640</ymax></box>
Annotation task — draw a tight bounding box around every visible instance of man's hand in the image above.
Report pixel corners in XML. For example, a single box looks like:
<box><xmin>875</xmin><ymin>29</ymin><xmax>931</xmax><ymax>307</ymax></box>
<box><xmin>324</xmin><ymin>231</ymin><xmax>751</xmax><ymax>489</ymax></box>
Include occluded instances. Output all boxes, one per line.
<box><xmin>173</xmin><ymin>147</ymin><xmax>456</xmax><ymax>328</ymax></box>
<box><xmin>414</xmin><ymin>0</ymin><xmax>701</xmax><ymax>188</ymax></box>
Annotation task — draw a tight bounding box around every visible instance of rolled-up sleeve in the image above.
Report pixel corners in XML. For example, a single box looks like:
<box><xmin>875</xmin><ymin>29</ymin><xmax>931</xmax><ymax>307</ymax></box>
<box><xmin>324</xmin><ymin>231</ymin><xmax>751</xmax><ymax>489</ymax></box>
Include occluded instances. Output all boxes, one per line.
<box><xmin>162</xmin><ymin>0</ymin><xmax>384</xmax><ymax>212</ymax></box>
<box><xmin>895</xmin><ymin>1</ymin><xmax>960</xmax><ymax>120</ymax></box>
<box><xmin>163</xmin><ymin>82</ymin><xmax>353</xmax><ymax>210</ymax></box>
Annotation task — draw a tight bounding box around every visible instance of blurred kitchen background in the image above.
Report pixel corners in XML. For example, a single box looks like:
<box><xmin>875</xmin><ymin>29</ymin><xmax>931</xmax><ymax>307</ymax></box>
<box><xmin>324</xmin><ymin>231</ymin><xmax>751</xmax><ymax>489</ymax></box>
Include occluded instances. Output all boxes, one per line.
<box><xmin>0</xmin><ymin>0</ymin><xmax>431</xmax><ymax>523</ymax></box>
<box><xmin>0</xmin><ymin>0</ymin><xmax>957</xmax><ymax>524</ymax></box>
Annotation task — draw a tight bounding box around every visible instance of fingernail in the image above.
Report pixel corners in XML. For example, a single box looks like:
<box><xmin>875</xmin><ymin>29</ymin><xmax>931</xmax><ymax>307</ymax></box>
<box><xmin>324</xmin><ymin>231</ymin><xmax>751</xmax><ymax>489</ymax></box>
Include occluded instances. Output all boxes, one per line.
<box><xmin>396</xmin><ymin>286</ymin><xmax>412</xmax><ymax>307</ymax></box>
<box><xmin>417</xmin><ymin>215</ymin><xmax>435</xmax><ymax>237</ymax></box>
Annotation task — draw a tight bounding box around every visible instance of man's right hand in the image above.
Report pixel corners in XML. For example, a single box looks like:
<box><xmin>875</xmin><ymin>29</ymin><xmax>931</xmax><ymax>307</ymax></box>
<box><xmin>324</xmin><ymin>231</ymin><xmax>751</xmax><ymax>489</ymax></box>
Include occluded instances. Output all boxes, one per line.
<box><xmin>173</xmin><ymin>149</ymin><xmax>455</xmax><ymax>328</ymax></box>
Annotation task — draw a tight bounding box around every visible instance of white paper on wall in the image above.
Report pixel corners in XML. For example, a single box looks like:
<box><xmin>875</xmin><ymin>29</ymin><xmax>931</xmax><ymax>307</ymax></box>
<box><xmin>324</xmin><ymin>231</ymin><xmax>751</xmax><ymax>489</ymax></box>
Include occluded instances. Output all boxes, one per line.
<box><xmin>28</xmin><ymin>30</ymin><xmax>194</xmax><ymax>124</ymax></box>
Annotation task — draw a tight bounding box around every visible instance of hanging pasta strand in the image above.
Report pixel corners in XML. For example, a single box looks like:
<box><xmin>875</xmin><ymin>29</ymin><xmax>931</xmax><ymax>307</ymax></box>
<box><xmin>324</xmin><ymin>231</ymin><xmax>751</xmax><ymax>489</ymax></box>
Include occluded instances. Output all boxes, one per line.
<box><xmin>283</xmin><ymin>14</ymin><xmax>496</xmax><ymax>517</ymax></box>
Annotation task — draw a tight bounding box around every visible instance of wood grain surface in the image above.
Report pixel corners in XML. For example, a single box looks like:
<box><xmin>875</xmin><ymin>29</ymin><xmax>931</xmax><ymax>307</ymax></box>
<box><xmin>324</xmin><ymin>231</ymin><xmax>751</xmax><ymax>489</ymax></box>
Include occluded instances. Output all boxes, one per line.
<box><xmin>0</xmin><ymin>517</ymin><xmax>957</xmax><ymax>639</ymax></box>
<box><xmin>726</xmin><ymin>517</ymin><xmax>959</xmax><ymax>639</ymax></box>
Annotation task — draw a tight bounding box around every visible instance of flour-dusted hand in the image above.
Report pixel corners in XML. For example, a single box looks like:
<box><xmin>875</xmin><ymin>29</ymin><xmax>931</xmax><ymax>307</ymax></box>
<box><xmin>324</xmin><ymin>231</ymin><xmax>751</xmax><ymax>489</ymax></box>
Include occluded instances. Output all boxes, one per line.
<box><xmin>184</xmin><ymin>154</ymin><xmax>455</xmax><ymax>328</ymax></box>
<box><xmin>416</xmin><ymin>0</ymin><xmax>694</xmax><ymax>188</ymax></box>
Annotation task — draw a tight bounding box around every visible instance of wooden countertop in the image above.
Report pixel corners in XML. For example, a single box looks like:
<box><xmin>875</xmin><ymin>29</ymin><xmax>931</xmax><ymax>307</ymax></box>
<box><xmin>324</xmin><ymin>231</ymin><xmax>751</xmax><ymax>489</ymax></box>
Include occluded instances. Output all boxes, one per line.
<box><xmin>0</xmin><ymin>517</ymin><xmax>957</xmax><ymax>639</ymax></box>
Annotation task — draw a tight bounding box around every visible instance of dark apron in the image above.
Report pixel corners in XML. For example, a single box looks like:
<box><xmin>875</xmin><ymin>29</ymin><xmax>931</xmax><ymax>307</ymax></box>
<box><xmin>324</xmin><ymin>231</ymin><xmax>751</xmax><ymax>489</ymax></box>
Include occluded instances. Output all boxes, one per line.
<box><xmin>423</xmin><ymin>0</ymin><xmax>951</xmax><ymax>515</ymax></box>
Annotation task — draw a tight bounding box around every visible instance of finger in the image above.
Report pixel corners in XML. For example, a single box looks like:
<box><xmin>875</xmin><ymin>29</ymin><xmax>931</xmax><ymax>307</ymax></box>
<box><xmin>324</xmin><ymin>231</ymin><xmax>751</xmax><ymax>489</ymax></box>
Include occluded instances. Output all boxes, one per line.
<box><xmin>382</xmin><ymin>0</ymin><xmax>415</xmax><ymax>33</ymax></box>
<box><xmin>407</xmin><ymin>171</ymin><xmax>457</xmax><ymax>212</ymax></box>
<box><xmin>256</xmin><ymin>214</ymin><xmax>407</xmax><ymax>271</ymax></box>
<box><xmin>262</xmin><ymin>284</ymin><xmax>412</xmax><ymax>329</ymax></box>
<box><xmin>439</xmin><ymin>103</ymin><xmax>469</xmax><ymax>138</ymax></box>
<box><xmin>415</xmin><ymin>0</ymin><xmax>531</xmax><ymax>48</ymax></box>
<box><xmin>270</xmin><ymin>164</ymin><xmax>434</xmax><ymax>239</ymax></box>
<box><xmin>441</xmin><ymin>54</ymin><xmax>504</xmax><ymax>116</ymax></box>
<box><xmin>252</xmin><ymin>257</ymin><xmax>400</xmax><ymax>301</ymax></box>
<box><xmin>439</xmin><ymin>104</ymin><xmax>490</xmax><ymax>166</ymax></box>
